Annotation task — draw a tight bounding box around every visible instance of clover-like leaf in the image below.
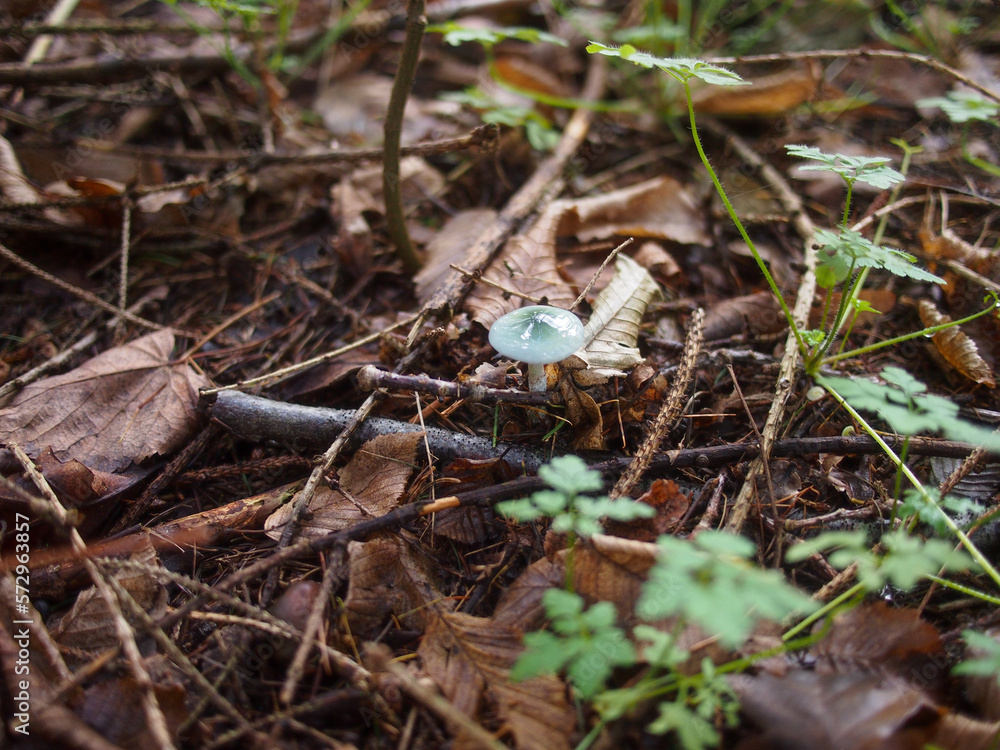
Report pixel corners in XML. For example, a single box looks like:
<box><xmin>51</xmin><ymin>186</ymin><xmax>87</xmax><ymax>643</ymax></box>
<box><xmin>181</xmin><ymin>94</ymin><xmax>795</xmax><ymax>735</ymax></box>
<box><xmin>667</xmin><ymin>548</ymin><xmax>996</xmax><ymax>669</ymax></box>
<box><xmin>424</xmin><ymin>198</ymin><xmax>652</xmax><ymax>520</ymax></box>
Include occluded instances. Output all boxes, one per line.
<box><xmin>918</xmin><ymin>91</ymin><xmax>999</xmax><ymax>124</ymax></box>
<box><xmin>585</xmin><ymin>42</ymin><xmax>746</xmax><ymax>86</ymax></box>
<box><xmin>786</xmin><ymin>145</ymin><xmax>904</xmax><ymax>189</ymax></box>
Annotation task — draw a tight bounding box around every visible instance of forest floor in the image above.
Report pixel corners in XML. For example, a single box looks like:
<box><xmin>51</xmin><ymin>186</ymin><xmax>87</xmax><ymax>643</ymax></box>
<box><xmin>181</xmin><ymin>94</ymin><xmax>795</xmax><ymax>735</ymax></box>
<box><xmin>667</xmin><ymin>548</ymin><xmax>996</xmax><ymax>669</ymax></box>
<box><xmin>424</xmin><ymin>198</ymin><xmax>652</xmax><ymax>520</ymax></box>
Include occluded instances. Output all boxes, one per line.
<box><xmin>2</xmin><ymin>1</ymin><xmax>1000</xmax><ymax>748</ymax></box>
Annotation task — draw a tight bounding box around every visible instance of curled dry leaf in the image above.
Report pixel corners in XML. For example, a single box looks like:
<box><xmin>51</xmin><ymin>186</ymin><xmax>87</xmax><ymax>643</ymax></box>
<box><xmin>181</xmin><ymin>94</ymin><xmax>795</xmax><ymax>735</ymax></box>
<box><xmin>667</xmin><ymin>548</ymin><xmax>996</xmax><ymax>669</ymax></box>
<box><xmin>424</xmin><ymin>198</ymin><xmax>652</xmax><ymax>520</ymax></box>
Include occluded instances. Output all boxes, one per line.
<box><xmin>566</xmin><ymin>254</ymin><xmax>662</xmax><ymax>381</ymax></box>
<box><xmin>918</xmin><ymin>299</ymin><xmax>995</xmax><ymax>386</ymax></box>
<box><xmin>418</xmin><ymin>611</ymin><xmax>575</xmax><ymax>750</ymax></box>
<box><xmin>556</xmin><ymin>175</ymin><xmax>709</xmax><ymax>246</ymax></box>
<box><xmin>264</xmin><ymin>432</ymin><xmax>422</xmax><ymax>540</ymax></box>
<box><xmin>0</xmin><ymin>330</ymin><xmax>210</xmax><ymax>473</ymax></box>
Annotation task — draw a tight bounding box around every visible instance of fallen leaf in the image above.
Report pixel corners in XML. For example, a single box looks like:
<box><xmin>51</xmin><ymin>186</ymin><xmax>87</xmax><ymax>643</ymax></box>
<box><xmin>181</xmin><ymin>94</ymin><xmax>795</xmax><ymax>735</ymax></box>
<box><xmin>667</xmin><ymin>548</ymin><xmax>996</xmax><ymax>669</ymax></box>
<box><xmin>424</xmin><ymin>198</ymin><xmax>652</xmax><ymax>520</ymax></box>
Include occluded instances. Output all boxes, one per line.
<box><xmin>343</xmin><ymin>533</ymin><xmax>451</xmax><ymax>636</ymax></box>
<box><xmin>264</xmin><ymin>432</ymin><xmax>422</xmax><ymax>540</ymax></box>
<box><xmin>419</xmin><ymin>611</ymin><xmax>575</xmax><ymax>750</ymax></box>
<box><xmin>919</xmin><ymin>299</ymin><xmax>995</xmax><ymax>386</ymax></box>
<box><xmin>50</xmin><ymin>535</ymin><xmax>167</xmax><ymax>652</ymax></box>
<box><xmin>703</xmin><ymin>291</ymin><xmax>787</xmax><ymax>341</ymax></box>
<box><xmin>566</xmin><ymin>254</ymin><xmax>662</xmax><ymax>379</ymax></box>
<box><xmin>0</xmin><ymin>330</ymin><xmax>210</xmax><ymax>473</ymax></box>
<box><xmin>557</xmin><ymin>175</ymin><xmax>710</xmax><ymax>246</ymax></box>
<box><xmin>692</xmin><ymin>67</ymin><xmax>820</xmax><ymax>115</ymax></box>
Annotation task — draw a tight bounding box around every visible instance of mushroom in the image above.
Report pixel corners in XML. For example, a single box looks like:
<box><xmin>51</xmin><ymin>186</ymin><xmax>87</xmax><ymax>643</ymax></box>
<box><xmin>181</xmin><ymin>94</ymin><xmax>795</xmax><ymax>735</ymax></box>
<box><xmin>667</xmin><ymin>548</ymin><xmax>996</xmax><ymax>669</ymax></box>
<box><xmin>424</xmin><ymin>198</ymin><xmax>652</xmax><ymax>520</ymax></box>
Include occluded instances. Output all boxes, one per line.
<box><xmin>488</xmin><ymin>305</ymin><xmax>585</xmax><ymax>392</ymax></box>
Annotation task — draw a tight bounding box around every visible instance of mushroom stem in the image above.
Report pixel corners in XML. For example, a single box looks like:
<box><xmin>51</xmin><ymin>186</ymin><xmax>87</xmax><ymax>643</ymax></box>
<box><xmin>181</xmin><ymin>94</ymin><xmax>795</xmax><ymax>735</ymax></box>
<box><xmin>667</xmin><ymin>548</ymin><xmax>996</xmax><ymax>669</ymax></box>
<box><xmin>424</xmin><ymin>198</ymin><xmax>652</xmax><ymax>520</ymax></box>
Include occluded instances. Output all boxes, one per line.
<box><xmin>527</xmin><ymin>363</ymin><xmax>547</xmax><ymax>392</ymax></box>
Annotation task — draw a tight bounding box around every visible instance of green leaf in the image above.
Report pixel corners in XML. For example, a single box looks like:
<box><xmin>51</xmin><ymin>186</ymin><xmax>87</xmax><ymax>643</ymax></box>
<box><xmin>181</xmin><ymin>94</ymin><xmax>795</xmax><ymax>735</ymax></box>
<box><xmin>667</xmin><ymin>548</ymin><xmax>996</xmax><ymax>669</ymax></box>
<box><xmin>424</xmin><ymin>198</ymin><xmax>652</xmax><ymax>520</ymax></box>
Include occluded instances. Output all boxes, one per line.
<box><xmin>429</xmin><ymin>22</ymin><xmax>567</xmax><ymax>48</ymax></box>
<box><xmin>585</xmin><ymin>42</ymin><xmax>747</xmax><ymax>86</ymax></box>
<box><xmin>539</xmin><ymin>455</ymin><xmax>604</xmax><ymax>494</ymax></box>
<box><xmin>813</xmin><ymin>229</ymin><xmax>944</xmax><ymax>284</ymax></box>
<box><xmin>818</xmin><ymin>369</ymin><xmax>1000</xmax><ymax>450</ymax></box>
<box><xmin>953</xmin><ymin>631</ymin><xmax>1000</xmax><ymax>683</ymax></box>
<box><xmin>639</xmin><ymin>531</ymin><xmax>816</xmax><ymax>647</ymax></box>
<box><xmin>898</xmin><ymin>488</ymin><xmax>985</xmax><ymax>534</ymax></box>
<box><xmin>786</xmin><ymin>145</ymin><xmax>905</xmax><ymax>189</ymax></box>
<box><xmin>918</xmin><ymin>91</ymin><xmax>1000</xmax><ymax>124</ymax></box>
<box><xmin>785</xmin><ymin>529</ymin><xmax>972</xmax><ymax>591</ymax></box>
<box><xmin>511</xmin><ymin>590</ymin><xmax>633</xmax><ymax>697</ymax></box>
<box><xmin>647</xmin><ymin>701</ymin><xmax>720</xmax><ymax>749</ymax></box>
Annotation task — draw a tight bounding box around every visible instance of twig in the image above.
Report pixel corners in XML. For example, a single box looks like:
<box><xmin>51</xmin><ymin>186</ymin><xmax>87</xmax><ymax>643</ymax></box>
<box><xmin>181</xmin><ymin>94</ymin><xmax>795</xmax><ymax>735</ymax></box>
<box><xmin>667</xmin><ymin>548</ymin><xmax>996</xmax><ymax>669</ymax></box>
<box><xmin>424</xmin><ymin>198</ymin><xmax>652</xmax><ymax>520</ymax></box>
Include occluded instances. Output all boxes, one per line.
<box><xmin>570</xmin><ymin>237</ymin><xmax>633</xmax><ymax>311</ymax></box>
<box><xmin>202</xmin><ymin>312</ymin><xmax>421</xmax><ymax>393</ymax></box>
<box><xmin>707</xmin><ymin>122</ymin><xmax>818</xmax><ymax>534</ymax></box>
<box><xmin>383</xmin><ymin>0</ymin><xmax>427</xmax><ymax>275</ymax></box>
<box><xmin>611</xmin><ymin>308</ymin><xmax>704</xmax><ymax>499</ymax></box>
<box><xmin>357</xmin><ymin>365</ymin><xmax>558</xmax><ymax>406</ymax></box>
<box><xmin>449</xmin><ymin>264</ymin><xmax>544</xmax><ymax>305</ymax></box>
<box><xmin>7</xmin><ymin>442</ymin><xmax>176</xmax><ymax>750</ymax></box>
<box><xmin>0</xmin><ymin>240</ymin><xmax>170</xmax><ymax>332</ymax></box>
<box><xmin>364</xmin><ymin>643</ymin><xmax>509</xmax><ymax>750</ymax></box>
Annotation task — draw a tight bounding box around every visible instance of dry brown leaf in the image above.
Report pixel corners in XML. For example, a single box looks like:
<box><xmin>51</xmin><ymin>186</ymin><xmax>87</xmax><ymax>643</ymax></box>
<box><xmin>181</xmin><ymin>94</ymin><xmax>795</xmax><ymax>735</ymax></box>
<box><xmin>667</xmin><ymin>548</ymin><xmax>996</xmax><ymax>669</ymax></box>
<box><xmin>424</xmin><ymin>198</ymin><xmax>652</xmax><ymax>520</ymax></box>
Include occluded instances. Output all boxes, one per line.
<box><xmin>732</xmin><ymin>671</ymin><xmax>943</xmax><ymax>750</ymax></box>
<box><xmin>71</xmin><ymin>659</ymin><xmax>188</xmax><ymax>748</ymax></box>
<box><xmin>703</xmin><ymin>291</ymin><xmax>787</xmax><ymax>341</ymax></box>
<box><xmin>264</xmin><ymin>432</ymin><xmax>422</xmax><ymax>540</ymax></box>
<box><xmin>813</xmin><ymin>603</ymin><xmax>945</xmax><ymax>686</ymax></box>
<box><xmin>343</xmin><ymin>533</ymin><xmax>451</xmax><ymax>636</ymax></box>
<box><xmin>929</xmin><ymin>713</ymin><xmax>1000</xmax><ymax>750</ymax></box>
<box><xmin>493</xmin><ymin>555</ymin><xmax>566</xmax><ymax>632</ymax></box>
<box><xmin>415</xmin><ymin>208</ymin><xmax>498</xmax><ymax>304</ymax></box>
<box><xmin>50</xmin><ymin>536</ymin><xmax>167</xmax><ymax>651</ymax></box>
<box><xmin>419</xmin><ymin>611</ymin><xmax>575</xmax><ymax>750</ymax></box>
<box><xmin>558</xmin><ymin>175</ymin><xmax>709</xmax><ymax>246</ymax></box>
<box><xmin>559</xmin><ymin>378</ymin><xmax>605</xmax><ymax>450</ymax></box>
<box><xmin>0</xmin><ymin>330</ymin><xmax>209</xmax><ymax>473</ymax></box>
<box><xmin>918</xmin><ymin>300</ymin><xmax>995</xmax><ymax>386</ymax></box>
<box><xmin>467</xmin><ymin>203</ymin><xmax>577</xmax><ymax>329</ymax></box>
<box><xmin>692</xmin><ymin>68</ymin><xmax>819</xmax><ymax>115</ymax></box>
<box><xmin>960</xmin><ymin>628</ymin><xmax>1000</xmax><ymax>721</ymax></box>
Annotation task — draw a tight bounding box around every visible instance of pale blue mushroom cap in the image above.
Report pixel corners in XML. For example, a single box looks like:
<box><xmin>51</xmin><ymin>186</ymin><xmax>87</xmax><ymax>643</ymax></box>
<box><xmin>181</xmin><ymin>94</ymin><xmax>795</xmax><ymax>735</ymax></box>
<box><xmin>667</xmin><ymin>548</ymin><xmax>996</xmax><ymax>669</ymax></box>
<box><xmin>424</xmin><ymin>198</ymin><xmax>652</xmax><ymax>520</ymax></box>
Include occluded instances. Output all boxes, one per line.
<box><xmin>488</xmin><ymin>306</ymin><xmax>585</xmax><ymax>364</ymax></box>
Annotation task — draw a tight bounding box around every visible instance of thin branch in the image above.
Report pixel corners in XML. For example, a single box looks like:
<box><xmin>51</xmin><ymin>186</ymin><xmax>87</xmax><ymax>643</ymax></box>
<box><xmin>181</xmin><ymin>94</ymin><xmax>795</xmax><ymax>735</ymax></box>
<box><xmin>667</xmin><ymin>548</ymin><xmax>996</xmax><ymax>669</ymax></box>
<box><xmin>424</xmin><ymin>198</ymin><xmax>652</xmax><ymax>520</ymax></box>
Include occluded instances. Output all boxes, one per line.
<box><xmin>383</xmin><ymin>0</ymin><xmax>427</xmax><ymax>275</ymax></box>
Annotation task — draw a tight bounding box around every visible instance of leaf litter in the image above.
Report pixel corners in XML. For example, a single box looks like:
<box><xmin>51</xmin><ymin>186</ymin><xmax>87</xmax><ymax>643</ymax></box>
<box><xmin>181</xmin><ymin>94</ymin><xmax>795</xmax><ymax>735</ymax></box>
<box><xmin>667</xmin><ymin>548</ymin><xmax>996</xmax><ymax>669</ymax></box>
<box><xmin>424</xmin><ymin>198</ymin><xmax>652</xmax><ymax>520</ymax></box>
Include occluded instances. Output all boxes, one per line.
<box><xmin>2</xmin><ymin>2</ymin><xmax>1000</xmax><ymax>749</ymax></box>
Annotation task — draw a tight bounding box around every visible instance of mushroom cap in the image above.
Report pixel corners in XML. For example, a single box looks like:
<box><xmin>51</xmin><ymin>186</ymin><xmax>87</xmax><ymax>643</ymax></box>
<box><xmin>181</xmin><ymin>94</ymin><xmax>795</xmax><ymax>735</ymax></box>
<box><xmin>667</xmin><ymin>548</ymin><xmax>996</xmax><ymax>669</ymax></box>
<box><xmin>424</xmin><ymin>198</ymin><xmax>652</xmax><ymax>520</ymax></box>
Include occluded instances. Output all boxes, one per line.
<box><xmin>488</xmin><ymin>306</ymin><xmax>585</xmax><ymax>365</ymax></box>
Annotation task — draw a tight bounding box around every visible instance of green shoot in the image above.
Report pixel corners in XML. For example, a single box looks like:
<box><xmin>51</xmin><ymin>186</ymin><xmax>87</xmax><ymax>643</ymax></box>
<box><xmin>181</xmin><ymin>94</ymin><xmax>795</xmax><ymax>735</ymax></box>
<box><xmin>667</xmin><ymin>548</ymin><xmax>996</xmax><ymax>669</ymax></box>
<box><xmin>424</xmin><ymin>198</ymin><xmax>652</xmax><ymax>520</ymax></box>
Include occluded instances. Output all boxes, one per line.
<box><xmin>497</xmin><ymin>455</ymin><xmax>655</xmax><ymax>540</ymax></box>
<box><xmin>819</xmin><ymin>366</ymin><xmax>1000</xmax><ymax>450</ymax></box>
<box><xmin>644</xmin><ymin>659</ymin><xmax>739</xmax><ymax>750</ymax></box>
<box><xmin>918</xmin><ymin>90</ymin><xmax>1000</xmax><ymax>178</ymax></box>
<box><xmin>785</xmin><ymin>528</ymin><xmax>973</xmax><ymax>591</ymax></box>
<box><xmin>510</xmin><ymin>589</ymin><xmax>635</xmax><ymax>698</ymax></box>
<box><xmin>918</xmin><ymin>90</ymin><xmax>999</xmax><ymax>124</ymax></box>
<box><xmin>638</xmin><ymin>531</ymin><xmax>817</xmax><ymax>648</ymax></box>
<box><xmin>898</xmin><ymin>488</ymin><xmax>984</xmax><ymax>535</ymax></box>
<box><xmin>953</xmin><ymin>630</ymin><xmax>1000</xmax><ymax>685</ymax></box>
<box><xmin>586</xmin><ymin>42</ymin><xmax>805</xmax><ymax>357</ymax></box>
<box><xmin>430</xmin><ymin>22</ymin><xmax>567</xmax><ymax>48</ymax></box>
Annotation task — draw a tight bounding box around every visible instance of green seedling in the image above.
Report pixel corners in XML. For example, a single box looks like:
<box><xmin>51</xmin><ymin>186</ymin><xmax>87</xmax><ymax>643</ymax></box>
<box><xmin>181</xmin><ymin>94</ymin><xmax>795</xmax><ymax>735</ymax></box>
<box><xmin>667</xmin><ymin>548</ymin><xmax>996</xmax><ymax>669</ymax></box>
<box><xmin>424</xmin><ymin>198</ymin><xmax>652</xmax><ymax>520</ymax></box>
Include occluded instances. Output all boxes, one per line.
<box><xmin>497</xmin><ymin>455</ymin><xmax>654</xmax><ymax>540</ymax></box>
<box><xmin>953</xmin><ymin>630</ymin><xmax>1000</xmax><ymax>686</ymax></box>
<box><xmin>638</xmin><ymin>531</ymin><xmax>817</xmax><ymax>648</ymax></box>
<box><xmin>918</xmin><ymin>90</ymin><xmax>1000</xmax><ymax>178</ymax></box>
<box><xmin>510</xmin><ymin>588</ymin><xmax>635</xmax><ymax>698</ymax></box>
<box><xmin>785</xmin><ymin>528</ymin><xmax>973</xmax><ymax>592</ymax></box>
<box><xmin>429</xmin><ymin>23</ymin><xmax>572</xmax><ymax>149</ymax></box>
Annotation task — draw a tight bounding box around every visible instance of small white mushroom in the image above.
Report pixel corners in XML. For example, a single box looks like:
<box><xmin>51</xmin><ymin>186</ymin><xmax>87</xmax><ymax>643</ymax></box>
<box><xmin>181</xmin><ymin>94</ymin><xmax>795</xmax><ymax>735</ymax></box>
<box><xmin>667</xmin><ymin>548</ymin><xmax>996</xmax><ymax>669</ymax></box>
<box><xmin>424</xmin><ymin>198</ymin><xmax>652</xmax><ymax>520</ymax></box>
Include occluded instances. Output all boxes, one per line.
<box><xmin>488</xmin><ymin>306</ymin><xmax>585</xmax><ymax>392</ymax></box>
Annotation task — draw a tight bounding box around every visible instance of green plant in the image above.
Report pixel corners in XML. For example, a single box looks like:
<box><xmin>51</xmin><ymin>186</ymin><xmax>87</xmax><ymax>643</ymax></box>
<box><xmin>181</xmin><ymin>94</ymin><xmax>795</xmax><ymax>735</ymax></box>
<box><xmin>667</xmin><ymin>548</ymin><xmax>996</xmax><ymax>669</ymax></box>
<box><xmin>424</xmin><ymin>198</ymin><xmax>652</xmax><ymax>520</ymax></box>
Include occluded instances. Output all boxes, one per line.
<box><xmin>498</xmin><ymin>455</ymin><xmax>654</xmax><ymax>540</ymax></box>
<box><xmin>953</xmin><ymin>630</ymin><xmax>1000</xmax><ymax>685</ymax></box>
<box><xmin>511</xmin><ymin>588</ymin><xmax>636</xmax><ymax>698</ymax></box>
<box><xmin>430</xmin><ymin>23</ymin><xmax>571</xmax><ymax>150</ymax></box>
<box><xmin>586</xmin><ymin>42</ymin><xmax>1000</xmax><ymax>378</ymax></box>
<box><xmin>505</xmin><ymin>459</ymin><xmax>815</xmax><ymax>750</ymax></box>
<box><xmin>918</xmin><ymin>90</ymin><xmax>1000</xmax><ymax>178</ymax></box>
